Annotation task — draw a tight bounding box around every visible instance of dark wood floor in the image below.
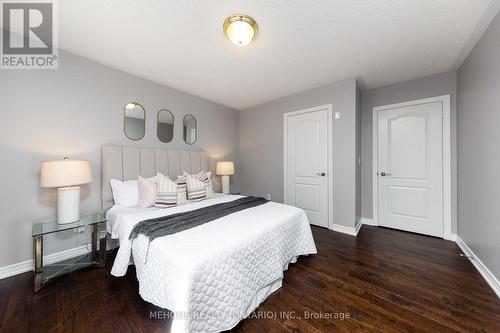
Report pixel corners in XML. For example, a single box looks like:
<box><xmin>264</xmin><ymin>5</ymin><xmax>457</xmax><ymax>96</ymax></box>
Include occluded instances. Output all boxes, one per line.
<box><xmin>1</xmin><ymin>226</ymin><xmax>499</xmax><ymax>333</ymax></box>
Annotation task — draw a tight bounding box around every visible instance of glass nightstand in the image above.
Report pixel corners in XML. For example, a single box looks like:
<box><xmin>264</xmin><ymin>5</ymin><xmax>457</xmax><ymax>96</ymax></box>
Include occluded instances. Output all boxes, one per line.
<box><xmin>32</xmin><ymin>212</ymin><xmax>107</xmax><ymax>292</ymax></box>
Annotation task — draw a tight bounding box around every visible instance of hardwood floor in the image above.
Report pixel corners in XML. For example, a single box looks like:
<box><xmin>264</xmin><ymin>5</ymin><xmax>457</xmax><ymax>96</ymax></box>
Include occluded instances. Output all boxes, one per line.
<box><xmin>1</xmin><ymin>226</ymin><xmax>499</xmax><ymax>333</ymax></box>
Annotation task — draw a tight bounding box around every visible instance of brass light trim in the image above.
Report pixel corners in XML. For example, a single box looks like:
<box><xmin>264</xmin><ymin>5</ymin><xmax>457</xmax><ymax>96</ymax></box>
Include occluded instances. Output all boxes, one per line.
<box><xmin>223</xmin><ymin>14</ymin><xmax>258</xmax><ymax>45</ymax></box>
<box><xmin>183</xmin><ymin>114</ymin><xmax>197</xmax><ymax>145</ymax></box>
<box><xmin>123</xmin><ymin>101</ymin><xmax>146</xmax><ymax>141</ymax></box>
<box><xmin>157</xmin><ymin>109</ymin><xmax>174</xmax><ymax>143</ymax></box>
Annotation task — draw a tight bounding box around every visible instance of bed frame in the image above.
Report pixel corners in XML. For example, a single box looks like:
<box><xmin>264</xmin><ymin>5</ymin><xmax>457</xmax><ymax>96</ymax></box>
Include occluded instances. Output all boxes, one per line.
<box><xmin>101</xmin><ymin>145</ymin><xmax>208</xmax><ymax>210</ymax></box>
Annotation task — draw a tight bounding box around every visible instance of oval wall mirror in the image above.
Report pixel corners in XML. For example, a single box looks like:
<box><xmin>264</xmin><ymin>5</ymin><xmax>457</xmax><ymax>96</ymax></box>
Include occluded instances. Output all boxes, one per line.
<box><xmin>157</xmin><ymin>109</ymin><xmax>174</xmax><ymax>143</ymax></box>
<box><xmin>183</xmin><ymin>115</ymin><xmax>197</xmax><ymax>145</ymax></box>
<box><xmin>124</xmin><ymin>102</ymin><xmax>145</xmax><ymax>141</ymax></box>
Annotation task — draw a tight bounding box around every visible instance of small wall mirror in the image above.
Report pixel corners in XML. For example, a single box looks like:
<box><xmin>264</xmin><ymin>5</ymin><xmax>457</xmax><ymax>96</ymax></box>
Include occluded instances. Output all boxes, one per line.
<box><xmin>157</xmin><ymin>109</ymin><xmax>174</xmax><ymax>143</ymax></box>
<box><xmin>124</xmin><ymin>102</ymin><xmax>145</xmax><ymax>140</ymax></box>
<box><xmin>183</xmin><ymin>115</ymin><xmax>197</xmax><ymax>145</ymax></box>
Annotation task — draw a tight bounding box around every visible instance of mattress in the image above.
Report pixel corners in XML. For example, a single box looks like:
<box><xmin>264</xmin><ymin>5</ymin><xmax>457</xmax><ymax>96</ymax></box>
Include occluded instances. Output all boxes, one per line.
<box><xmin>107</xmin><ymin>194</ymin><xmax>317</xmax><ymax>332</ymax></box>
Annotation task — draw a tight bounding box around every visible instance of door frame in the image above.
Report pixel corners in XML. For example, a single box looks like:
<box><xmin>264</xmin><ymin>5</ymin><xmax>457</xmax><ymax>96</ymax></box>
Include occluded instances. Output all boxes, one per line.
<box><xmin>372</xmin><ymin>95</ymin><xmax>453</xmax><ymax>240</ymax></box>
<box><xmin>284</xmin><ymin>104</ymin><xmax>334</xmax><ymax>229</ymax></box>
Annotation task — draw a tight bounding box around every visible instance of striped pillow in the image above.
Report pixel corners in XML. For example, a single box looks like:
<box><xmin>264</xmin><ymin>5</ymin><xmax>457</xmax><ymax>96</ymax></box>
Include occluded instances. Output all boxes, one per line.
<box><xmin>184</xmin><ymin>171</ymin><xmax>213</xmax><ymax>197</ymax></box>
<box><xmin>186</xmin><ymin>174</ymin><xmax>207</xmax><ymax>201</ymax></box>
<box><xmin>175</xmin><ymin>174</ymin><xmax>188</xmax><ymax>205</ymax></box>
<box><xmin>154</xmin><ymin>173</ymin><xmax>178</xmax><ymax>208</ymax></box>
<box><xmin>196</xmin><ymin>171</ymin><xmax>213</xmax><ymax>196</ymax></box>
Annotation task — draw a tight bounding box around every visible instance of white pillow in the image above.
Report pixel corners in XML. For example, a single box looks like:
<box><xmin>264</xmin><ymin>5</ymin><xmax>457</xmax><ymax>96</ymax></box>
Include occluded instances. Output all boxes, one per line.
<box><xmin>110</xmin><ymin>179</ymin><xmax>138</xmax><ymax>207</ymax></box>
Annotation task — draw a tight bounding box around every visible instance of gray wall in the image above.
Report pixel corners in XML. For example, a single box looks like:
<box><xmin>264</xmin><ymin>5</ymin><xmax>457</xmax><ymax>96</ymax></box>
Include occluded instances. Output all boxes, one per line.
<box><xmin>360</xmin><ymin>71</ymin><xmax>458</xmax><ymax>233</ymax></box>
<box><xmin>457</xmin><ymin>12</ymin><xmax>500</xmax><ymax>279</ymax></box>
<box><xmin>239</xmin><ymin>78</ymin><xmax>358</xmax><ymax>228</ymax></box>
<box><xmin>0</xmin><ymin>49</ymin><xmax>239</xmax><ymax>268</ymax></box>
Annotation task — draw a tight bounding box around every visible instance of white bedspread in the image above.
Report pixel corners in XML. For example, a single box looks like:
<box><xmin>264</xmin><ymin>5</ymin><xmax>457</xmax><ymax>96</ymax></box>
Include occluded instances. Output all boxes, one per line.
<box><xmin>108</xmin><ymin>194</ymin><xmax>317</xmax><ymax>332</ymax></box>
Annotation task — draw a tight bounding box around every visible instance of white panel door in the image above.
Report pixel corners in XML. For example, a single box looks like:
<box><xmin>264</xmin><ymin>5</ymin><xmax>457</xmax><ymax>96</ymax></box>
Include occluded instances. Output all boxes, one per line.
<box><xmin>377</xmin><ymin>101</ymin><xmax>443</xmax><ymax>237</ymax></box>
<box><xmin>285</xmin><ymin>109</ymin><xmax>329</xmax><ymax>227</ymax></box>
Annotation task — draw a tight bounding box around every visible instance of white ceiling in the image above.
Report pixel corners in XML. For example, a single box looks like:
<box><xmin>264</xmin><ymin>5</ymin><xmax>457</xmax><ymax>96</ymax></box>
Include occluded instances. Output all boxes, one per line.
<box><xmin>59</xmin><ymin>0</ymin><xmax>497</xmax><ymax>110</ymax></box>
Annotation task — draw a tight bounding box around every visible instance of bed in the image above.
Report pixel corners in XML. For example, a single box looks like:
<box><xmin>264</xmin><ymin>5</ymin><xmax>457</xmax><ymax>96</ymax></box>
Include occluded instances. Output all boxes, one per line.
<box><xmin>101</xmin><ymin>145</ymin><xmax>317</xmax><ymax>333</ymax></box>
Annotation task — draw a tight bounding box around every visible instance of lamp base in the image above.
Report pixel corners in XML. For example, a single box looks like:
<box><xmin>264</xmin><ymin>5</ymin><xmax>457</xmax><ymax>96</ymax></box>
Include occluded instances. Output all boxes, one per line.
<box><xmin>57</xmin><ymin>186</ymin><xmax>80</xmax><ymax>224</ymax></box>
<box><xmin>221</xmin><ymin>175</ymin><xmax>230</xmax><ymax>194</ymax></box>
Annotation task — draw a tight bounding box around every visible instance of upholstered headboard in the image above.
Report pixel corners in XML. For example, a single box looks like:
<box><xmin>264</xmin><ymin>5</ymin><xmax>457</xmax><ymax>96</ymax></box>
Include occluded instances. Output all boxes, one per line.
<box><xmin>101</xmin><ymin>145</ymin><xmax>208</xmax><ymax>210</ymax></box>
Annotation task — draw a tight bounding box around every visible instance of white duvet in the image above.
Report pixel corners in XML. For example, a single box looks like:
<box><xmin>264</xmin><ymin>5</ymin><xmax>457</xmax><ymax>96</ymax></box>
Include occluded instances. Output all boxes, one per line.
<box><xmin>108</xmin><ymin>194</ymin><xmax>317</xmax><ymax>333</ymax></box>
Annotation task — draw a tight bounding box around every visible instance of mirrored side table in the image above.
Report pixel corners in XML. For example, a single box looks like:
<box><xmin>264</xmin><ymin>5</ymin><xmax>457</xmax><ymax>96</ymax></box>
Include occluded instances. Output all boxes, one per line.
<box><xmin>31</xmin><ymin>212</ymin><xmax>107</xmax><ymax>292</ymax></box>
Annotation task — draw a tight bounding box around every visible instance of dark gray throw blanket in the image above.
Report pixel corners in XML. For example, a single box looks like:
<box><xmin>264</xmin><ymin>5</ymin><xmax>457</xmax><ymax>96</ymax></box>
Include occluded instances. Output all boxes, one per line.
<box><xmin>129</xmin><ymin>196</ymin><xmax>268</xmax><ymax>244</ymax></box>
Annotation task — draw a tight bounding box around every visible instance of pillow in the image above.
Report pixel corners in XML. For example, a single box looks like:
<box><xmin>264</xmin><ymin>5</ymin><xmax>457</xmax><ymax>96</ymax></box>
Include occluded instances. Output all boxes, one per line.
<box><xmin>138</xmin><ymin>176</ymin><xmax>157</xmax><ymax>208</ymax></box>
<box><xmin>155</xmin><ymin>173</ymin><xmax>178</xmax><ymax>208</ymax></box>
<box><xmin>110</xmin><ymin>179</ymin><xmax>139</xmax><ymax>207</ymax></box>
<box><xmin>175</xmin><ymin>174</ymin><xmax>188</xmax><ymax>205</ymax></box>
<box><xmin>185</xmin><ymin>174</ymin><xmax>207</xmax><ymax>201</ymax></box>
<box><xmin>183</xmin><ymin>171</ymin><xmax>213</xmax><ymax>197</ymax></box>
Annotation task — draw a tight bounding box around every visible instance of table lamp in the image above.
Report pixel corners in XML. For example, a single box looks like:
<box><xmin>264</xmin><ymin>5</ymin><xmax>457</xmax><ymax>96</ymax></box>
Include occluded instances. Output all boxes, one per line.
<box><xmin>40</xmin><ymin>157</ymin><xmax>92</xmax><ymax>224</ymax></box>
<box><xmin>216</xmin><ymin>161</ymin><xmax>235</xmax><ymax>194</ymax></box>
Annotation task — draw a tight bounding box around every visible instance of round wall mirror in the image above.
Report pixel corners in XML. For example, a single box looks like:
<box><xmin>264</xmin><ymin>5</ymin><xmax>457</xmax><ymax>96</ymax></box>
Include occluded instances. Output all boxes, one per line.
<box><xmin>183</xmin><ymin>115</ymin><xmax>197</xmax><ymax>145</ymax></box>
<box><xmin>157</xmin><ymin>109</ymin><xmax>174</xmax><ymax>143</ymax></box>
<box><xmin>124</xmin><ymin>102</ymin><xmax>145</xmax><ymax>140</ymax></box>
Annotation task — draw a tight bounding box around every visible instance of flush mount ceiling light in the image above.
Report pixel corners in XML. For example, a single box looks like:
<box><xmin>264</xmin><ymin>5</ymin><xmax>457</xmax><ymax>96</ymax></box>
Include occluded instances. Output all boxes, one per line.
<box><xmin>223</xmin><ymin>14</ymin><xmax>258</xmax><ymax>46</ymax></box>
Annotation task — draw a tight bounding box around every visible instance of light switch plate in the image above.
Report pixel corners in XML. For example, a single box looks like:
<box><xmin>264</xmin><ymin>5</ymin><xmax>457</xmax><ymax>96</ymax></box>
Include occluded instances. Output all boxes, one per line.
<box><xmin>334</xmin><ymin>111</ymin><xmax>340</xmax><ymax>119</ymax></box>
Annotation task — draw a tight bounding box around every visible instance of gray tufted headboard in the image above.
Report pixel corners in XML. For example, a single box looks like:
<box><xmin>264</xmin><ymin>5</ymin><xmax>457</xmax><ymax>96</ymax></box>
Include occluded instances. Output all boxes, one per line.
<box><xmin>101</xmin><ymin>145</ymin><xmax>208</xmax><ymax>210</ymax></box>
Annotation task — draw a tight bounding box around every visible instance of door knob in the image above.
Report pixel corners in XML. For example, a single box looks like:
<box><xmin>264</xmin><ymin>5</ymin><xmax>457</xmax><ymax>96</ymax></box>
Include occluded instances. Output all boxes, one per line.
<box><xmin>316</xmin><ymin>172</ymin><xmax>326</xmax><ymax>176</ymax></box>
<box><xmin>380</xmin><ymin>172</ymin><xmax>392</xmax><ymax>177</ymax></box>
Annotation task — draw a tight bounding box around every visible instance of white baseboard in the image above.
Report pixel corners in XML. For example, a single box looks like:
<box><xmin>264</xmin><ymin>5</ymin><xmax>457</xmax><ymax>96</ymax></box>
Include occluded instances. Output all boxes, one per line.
<box><xmin>456</xmin><ymin>236</ymin><xmax>500</xmax><ymax>298</ymax></box>
<box><xmin>0</xmin><ymin>260</ymin><xmax>32</xmax><ymax>280</ymax></box>
<box><xmin>355</xmin><ymin>220</ymin><xmax>363</xmax><ymax>235</ymax></box>
<box><xmin>45</xmin><ymin>244</ymin><xmax>90</xmax><ymax>265</ymax></box>
<box><xmin>444</xmin><ymin>233</ymin><xmax>457</xmax><ymax>241</ymax></box>
<box><xmin>331</xmin><ymin>223</ymin><xmax>359</xmax><ymax>236</ymax></box>
<box><xmin>331</xmin><ymin>218</ymin><xmax>369</xmax><ymax>236</ymax></box>
<box><xmin>360</xmin><ymin>217</ymin><xmax>377</xmax><ymax>226</ymax></box>
<box><xmin>0</xmin><ymin>245</ymin><xmax>90</xmax><ymax>280</ymax></box>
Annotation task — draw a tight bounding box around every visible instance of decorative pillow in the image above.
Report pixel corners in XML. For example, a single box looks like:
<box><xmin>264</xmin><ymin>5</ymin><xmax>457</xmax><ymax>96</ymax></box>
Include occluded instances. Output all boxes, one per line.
<box><xmin>185</xmin><ymin>174</ymin><xmax>207</xmax><ymax>201</ymax></box>
<box><xmin>183</xmin><ymin>171</ymin><xmax>213</xmax><ymax>197</ymax></box>
<box><xmin>175</xmin><ymin>174</ymin><xmax>188</xmax><ymax>205</ymax></box>
<box><xmin>155</xmin><ymin>173</ymin><xmax>178</xmax><ymax>208</ymax></box>
<box><xmin>138</xmin><ymin>176</ymin><xmax>157</xmax><ymax>208</ymax></box>
<box><xmin>110</xmin><ymin>179</ymin><xmax>139</xmax><ymax>207</ymax></box>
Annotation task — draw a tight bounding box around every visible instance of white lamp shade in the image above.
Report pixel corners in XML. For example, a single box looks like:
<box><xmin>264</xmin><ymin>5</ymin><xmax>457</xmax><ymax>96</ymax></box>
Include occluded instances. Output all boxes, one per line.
<box><xmin>216</xmin><ymin>161</ymin><xmax>235</xmax><ymax>176</ymax></box>
<box><xmin>41</xmin><ymin>160</ymin><xmax>92</xmax><ymax>188</ymax></box>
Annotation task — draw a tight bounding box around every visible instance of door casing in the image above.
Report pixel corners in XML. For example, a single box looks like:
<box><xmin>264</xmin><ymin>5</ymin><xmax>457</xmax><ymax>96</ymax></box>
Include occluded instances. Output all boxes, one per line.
<box><xmin>372</xmin><ymin>95</ymin><xmax>453</xmax><ymax>240</ymax></box>
<box><xmin>284</xmin><ymin>104</ymin><xmax>333</xmax><ymax>229</ymax></box>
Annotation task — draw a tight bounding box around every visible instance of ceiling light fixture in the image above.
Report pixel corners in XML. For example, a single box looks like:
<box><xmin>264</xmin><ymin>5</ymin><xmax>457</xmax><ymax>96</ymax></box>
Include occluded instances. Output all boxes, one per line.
<box><xmin>223</xmin><ymin>14</ymin><xmax>258</xmax><ymax>46</ymax></box>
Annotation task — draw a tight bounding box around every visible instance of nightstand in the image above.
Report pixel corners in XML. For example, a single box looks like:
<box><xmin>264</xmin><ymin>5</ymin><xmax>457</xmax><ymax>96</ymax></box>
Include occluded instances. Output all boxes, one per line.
<box><xmin>31</xmin><ymin>212</ymin><xmax>107</xmax><ymax>292</ymax></box>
